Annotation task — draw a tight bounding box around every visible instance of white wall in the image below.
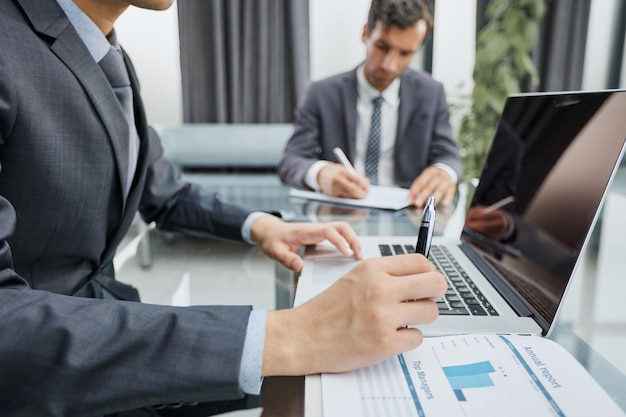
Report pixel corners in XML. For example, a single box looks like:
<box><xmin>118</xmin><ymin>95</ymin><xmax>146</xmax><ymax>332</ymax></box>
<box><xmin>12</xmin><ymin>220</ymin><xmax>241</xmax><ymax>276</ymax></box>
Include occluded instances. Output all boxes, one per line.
<box><xmin>309</xmin><ymin>0</ymin><xmax>370</xmax><ymax>81</ymax></box>
<box><xmin>118</xmin><ymin>0</ymin><xmax>623</xmax><ymax>127</ymax></box>
<box><xmin>582</xmin><ymin>0</ymin><xmax>617</xmax><ymax>90</ymax></box>
<box><xmin>431</xmin><ymin>0</ymin><xmax>476</xmax><ymax>133</ymax></box>
<box><xmin>115</xmin><ymin>2</ymin><xmax>182</xmax><ymax>125</ymax></box>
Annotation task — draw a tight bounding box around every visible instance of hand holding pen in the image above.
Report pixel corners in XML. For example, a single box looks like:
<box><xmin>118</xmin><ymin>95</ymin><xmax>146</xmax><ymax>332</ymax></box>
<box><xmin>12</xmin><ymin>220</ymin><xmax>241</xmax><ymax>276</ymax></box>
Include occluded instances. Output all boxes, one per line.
<box><xmin>415</xmin><ymin>195</ymin><xmax>436</xmax><ymax>257</ymax></box>
<box><xmin>316</xmin><ymin>147</ymin><xmax>369</xmax><ymax>199</ymax></box>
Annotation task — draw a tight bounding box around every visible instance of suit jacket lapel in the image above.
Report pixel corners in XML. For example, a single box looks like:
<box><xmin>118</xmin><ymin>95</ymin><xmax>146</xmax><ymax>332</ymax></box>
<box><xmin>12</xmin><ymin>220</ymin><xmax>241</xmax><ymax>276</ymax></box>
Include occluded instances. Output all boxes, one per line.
<box><xmin>396</xmin><ymin>71</ymin><xmax>417</xmax><ymax>152</ymax></box>
<box><xmin>17</xmin><ymin>0</ymin><xmax>131</xmax><ymax>206</ymax></box>
<box><xmin>341</xmin><ymin>69</ymin><xmax>359</xmax><ymax>159</ymax></box>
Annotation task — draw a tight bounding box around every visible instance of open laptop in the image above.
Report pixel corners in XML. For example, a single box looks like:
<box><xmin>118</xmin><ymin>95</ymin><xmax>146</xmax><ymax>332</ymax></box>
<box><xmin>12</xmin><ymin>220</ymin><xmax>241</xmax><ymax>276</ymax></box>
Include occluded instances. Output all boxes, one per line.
<box><xmin>294</xmin><ymin>89</ymin><xmax>626</xmax><ymax>337</ymax></box>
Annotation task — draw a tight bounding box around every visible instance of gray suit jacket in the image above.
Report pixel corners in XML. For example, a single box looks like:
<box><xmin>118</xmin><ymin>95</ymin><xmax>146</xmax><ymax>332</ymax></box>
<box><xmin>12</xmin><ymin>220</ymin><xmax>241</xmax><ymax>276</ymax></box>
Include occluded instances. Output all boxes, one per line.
<box><xmin>0</xmin><ymin>0</ymin><xmax>254</xmax><ymax>414</ymax></box>
<box><xmin>278</xmin><ymin>68</ymin><xmax>462</xmax><ymax>189</ymax></box>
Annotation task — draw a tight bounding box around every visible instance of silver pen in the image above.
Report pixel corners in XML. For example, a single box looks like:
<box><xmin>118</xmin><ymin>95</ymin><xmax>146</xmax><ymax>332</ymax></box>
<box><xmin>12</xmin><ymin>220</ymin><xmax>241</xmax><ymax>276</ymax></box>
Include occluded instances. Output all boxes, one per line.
<box><xmin>415</xmin><ymin>196</ymin><xmax>436</xmax><ymax>257</ymax></box>
<box><xmin>332</xmin><ymin>147</ymin><xmax>357</xmax><ymax>175</ymax></box>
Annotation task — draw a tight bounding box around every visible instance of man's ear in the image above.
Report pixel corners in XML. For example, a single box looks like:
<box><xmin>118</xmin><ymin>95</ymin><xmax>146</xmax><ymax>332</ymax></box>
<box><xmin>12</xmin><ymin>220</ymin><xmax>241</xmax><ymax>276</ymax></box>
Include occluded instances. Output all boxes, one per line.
<box><xmin>361</xmin><ymin>23</ymin><xmax>368</xmax><ymax>43</ymax></box>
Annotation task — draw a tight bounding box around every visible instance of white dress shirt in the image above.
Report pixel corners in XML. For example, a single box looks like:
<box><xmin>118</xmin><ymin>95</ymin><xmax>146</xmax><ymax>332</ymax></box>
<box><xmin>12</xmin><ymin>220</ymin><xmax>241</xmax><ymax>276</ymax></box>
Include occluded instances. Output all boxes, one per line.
<box><xmin>354</xmin><ymin>64</ymin><xmax>400</xmax><ymax>185</ymax></box>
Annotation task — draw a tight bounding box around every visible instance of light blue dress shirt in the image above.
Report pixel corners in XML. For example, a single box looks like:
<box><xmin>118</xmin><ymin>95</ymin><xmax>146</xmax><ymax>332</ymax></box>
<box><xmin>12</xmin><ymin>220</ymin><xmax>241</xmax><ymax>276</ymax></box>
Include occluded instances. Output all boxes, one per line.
<box><xmin>56</xmin><ymin>0</ymin><xmax>266</xmax><ymax>395</ymax></box>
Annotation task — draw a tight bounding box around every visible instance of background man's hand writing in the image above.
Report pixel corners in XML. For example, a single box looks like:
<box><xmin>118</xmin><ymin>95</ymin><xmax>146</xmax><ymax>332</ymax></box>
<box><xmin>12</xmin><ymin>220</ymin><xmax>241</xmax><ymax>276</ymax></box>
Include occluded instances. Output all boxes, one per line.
<box><xmin>318</xmin><ymin>164</ymin><xmax>370</xmax><ymax>199</ymax></box>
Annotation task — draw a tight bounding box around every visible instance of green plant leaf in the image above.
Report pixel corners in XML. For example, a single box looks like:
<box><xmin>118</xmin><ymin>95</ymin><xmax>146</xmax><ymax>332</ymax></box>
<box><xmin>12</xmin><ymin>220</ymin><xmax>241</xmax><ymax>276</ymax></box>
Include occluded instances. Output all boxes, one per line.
<box><xmin>452</xmin><ymin>0</ymin><xmax>546</xmax><ymax>182</ymax></box>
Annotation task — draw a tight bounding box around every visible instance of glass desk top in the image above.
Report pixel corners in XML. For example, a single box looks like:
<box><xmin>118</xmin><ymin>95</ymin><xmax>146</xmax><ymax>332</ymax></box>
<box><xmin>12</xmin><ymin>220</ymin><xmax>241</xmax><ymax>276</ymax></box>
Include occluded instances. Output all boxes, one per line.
<box><xmin>116</xmin><ymin>173</ymin><xmax>626</xmax><ymax>416</ymax></box>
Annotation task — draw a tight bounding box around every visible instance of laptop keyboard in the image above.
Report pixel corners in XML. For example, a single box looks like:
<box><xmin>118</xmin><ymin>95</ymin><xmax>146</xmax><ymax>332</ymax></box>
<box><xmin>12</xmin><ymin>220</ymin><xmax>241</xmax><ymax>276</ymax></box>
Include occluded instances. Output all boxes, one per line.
<box><xmin>378</xmin><ymin>244</ymin><xmax>499</xmax><ymax>316</ymax></box>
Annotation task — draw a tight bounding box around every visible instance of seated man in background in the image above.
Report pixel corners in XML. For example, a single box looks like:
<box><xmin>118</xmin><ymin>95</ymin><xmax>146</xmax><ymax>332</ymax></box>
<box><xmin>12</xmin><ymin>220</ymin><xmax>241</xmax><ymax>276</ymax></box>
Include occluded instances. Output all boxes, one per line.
<box><xmin>278</xmin><ymin>0</ymin><xmax>462</xmax><ymax>208</ymax></box>
<box><xmin>0</xmin><ymin>0</ymin><xmax>446</xmax><ymax>416</ymax></box>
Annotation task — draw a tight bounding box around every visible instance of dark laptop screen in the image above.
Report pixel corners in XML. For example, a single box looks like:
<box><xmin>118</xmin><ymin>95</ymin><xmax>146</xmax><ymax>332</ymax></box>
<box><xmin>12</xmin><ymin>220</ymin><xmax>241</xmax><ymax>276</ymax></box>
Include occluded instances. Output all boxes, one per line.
<box><xmin>461</xmin><ymin>90</ymin><xmax>626</xmax><ymax>328</ymax></box>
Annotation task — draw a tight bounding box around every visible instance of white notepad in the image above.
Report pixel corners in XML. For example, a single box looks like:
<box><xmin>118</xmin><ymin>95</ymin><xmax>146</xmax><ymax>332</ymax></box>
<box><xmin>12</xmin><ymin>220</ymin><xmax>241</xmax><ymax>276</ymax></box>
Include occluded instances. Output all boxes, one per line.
<box><xmin>288</xmin><ymin>185</ymin><xmax>411</xmax><ymax>211</ymax></box>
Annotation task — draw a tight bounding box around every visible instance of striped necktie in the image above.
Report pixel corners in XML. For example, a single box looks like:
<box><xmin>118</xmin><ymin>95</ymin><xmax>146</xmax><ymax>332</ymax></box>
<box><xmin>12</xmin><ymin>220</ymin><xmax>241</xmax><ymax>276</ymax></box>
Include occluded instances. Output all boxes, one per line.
<box><xmin>365</xmin><ymin>95</ymin><xmax>385</xmax><ymax>184</ymax></box>
<box><xmin>98</xmin><ymin>46</ymin><xmax>139</xmax><ymax>195</ymax></box>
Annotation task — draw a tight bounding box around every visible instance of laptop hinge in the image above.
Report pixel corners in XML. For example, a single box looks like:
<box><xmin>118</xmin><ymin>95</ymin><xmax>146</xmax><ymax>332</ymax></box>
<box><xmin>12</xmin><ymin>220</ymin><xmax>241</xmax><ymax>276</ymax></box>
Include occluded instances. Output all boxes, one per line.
<box><xmin>459</xmin><ymin>241</ymin><xmax>550</xmax><ymax>335</ymax></box>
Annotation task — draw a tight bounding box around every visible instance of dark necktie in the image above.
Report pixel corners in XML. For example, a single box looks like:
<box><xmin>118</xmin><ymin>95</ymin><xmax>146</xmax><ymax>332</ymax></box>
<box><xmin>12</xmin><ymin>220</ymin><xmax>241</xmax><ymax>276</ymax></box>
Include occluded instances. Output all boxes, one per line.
<box><xmin>98</xmin><ymin>46</ymin><xmax>139</xmax><ymax>195</ymax></box>
<box><xmin>365</xmin><ymin>96</ymin><xmax>384</xmax><ymax>185</ymax></box>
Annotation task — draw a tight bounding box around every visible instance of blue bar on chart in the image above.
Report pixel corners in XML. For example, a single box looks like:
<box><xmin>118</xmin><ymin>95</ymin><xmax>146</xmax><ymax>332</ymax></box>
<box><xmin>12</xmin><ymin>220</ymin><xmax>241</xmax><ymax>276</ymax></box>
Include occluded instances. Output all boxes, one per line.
<box><xmin>442</xmin><ymin>361</ymin><xmax>496</xmax><ymax>401</ymax></box>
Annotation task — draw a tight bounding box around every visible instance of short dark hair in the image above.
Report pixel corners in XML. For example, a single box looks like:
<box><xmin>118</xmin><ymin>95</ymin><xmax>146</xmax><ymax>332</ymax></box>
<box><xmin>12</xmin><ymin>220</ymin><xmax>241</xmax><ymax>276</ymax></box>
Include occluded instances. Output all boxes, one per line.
<box><xmin>366</xmin><ymin>0</ymin><xmax>434</xmax><ymax>36</ymax></box>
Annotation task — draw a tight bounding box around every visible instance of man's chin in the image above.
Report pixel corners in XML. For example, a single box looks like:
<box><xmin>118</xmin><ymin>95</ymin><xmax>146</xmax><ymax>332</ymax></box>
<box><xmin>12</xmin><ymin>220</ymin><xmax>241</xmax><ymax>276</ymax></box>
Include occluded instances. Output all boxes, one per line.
<box><xmin>373</xmin><ymin>74</ymin><xmax>395</xmax><ymax>90</ymax></box>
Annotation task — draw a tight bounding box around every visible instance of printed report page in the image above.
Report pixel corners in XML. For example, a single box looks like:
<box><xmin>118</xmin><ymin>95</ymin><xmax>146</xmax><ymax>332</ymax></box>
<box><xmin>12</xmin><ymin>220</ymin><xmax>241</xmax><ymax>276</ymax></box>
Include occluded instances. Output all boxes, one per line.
<box><xmin>322</xmin><ymin>334</ymin><xmax>624</xmax><ymax>417</ymax></box>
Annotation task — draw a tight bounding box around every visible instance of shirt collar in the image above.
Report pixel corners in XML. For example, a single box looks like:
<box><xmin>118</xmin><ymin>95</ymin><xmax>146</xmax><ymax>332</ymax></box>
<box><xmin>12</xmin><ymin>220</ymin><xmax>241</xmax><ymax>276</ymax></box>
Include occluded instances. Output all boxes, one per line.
<box><xmin>356</xmin><ymin>64</ymin><xmax>401</xmax><ymax>107</ymax></box>
<box><xmin>55</xmin><ymin>0</ymin><xmax>114</xmax><ymax>62</ymax></box>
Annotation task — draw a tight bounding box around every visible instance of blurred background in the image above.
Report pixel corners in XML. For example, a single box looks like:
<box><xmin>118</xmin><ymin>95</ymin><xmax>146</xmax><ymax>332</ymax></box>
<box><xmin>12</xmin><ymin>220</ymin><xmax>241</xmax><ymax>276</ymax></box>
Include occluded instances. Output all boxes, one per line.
<box><xmin>115</xmin><ymin>0</ymin><xmax>626</xmax><ymax>180</ymax></box>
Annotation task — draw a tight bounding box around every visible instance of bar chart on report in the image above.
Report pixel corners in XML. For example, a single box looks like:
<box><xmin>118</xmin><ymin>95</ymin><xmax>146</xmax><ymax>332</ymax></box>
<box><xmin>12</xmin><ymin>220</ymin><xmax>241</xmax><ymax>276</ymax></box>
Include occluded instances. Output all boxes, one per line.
<box><xmin>345</xmin><ymin>338</ymin><xmax>548</xmax><ymax>417</ymax></box>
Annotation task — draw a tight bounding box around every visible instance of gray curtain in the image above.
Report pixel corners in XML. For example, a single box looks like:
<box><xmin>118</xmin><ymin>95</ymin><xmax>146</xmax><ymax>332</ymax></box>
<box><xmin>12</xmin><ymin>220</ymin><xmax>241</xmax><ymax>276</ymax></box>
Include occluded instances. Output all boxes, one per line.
<box><xmin>533</xmin><ymin>0</ymin><xmax>591</xmax><ymax>91</ymax></box>
<box><xmin>476</xmin><ymin>0</ymin><xmax>591</xmax><ymax>92</ymax></box>
<box><xmin>178</xmin><ymin>0</ymin><xmax>309</xmax><ymax>123</ymax></box>
<box><xmin>608</xmin><ymin>0</ymin><xmax>626</xmax><ymax>88</ymax></box>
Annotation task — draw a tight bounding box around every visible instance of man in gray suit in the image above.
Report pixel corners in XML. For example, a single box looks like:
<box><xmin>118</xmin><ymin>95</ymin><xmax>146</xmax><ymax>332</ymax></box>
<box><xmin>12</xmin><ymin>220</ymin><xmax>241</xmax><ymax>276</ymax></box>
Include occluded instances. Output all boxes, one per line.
<box><xmin>278</xmin><ymin>0</ymin><xmax>462</xmax><ymax>208</ymax></box>
<box><xmin>0</xmin><ymin>0</ymin><xmax>446</xmax><ymax>415</ymax></box>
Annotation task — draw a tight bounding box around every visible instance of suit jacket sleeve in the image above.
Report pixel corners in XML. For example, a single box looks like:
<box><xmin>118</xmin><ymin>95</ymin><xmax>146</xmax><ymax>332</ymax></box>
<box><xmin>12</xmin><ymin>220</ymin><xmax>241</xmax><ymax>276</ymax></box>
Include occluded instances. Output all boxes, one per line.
<box><xmin>427</xmin><ymin>81</ymin><xmax>463</xmax><ymax>178</ymax></box>
<box><xmin>0</xmin><ymin>195</ymin><xmax>252</xmax><ymax>416</ymax></box>
<box><xmin>278</xmin><ymin>82</ymin><xmax>326</xmax><ymax>189</ymax></box>
<box><xmin>392</xmin><ymin>72</ymin><xmax>462</xmax><ymax>185</ymax></box>
<box><xmin>138</xmin><ymin>127</ymin><xmax>255</xmax><ymax>242</ymax></box>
